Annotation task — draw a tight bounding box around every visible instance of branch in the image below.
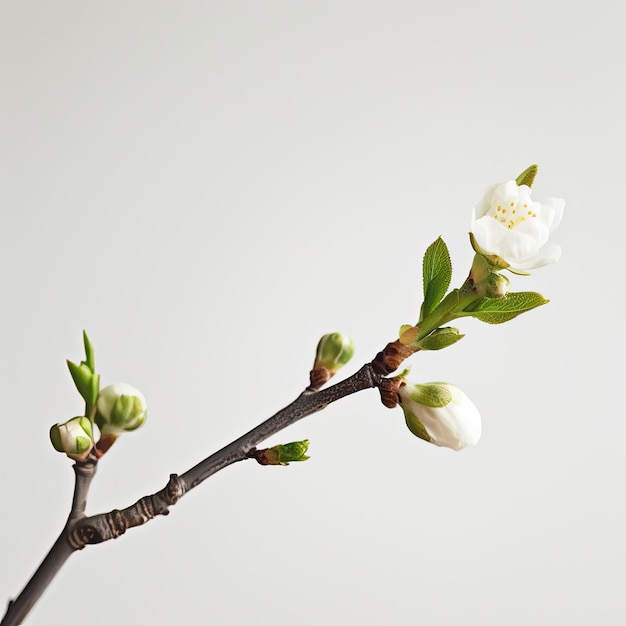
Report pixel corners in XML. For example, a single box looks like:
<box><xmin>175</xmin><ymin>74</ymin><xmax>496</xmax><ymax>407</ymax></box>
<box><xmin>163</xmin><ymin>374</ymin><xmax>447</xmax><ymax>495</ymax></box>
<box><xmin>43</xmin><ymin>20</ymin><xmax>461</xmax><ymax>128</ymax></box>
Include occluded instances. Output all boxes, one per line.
<box><xmin>2</xmin><ymin>355</ymin><xmax>394</xmax><ymax>624</ymax></box>
<box><xmin>68</xmin><ymin>363</ymin><xmax>379</xmax><ymax>545</ymax></box>
<box><xmin>2</xmin><ymin>461</ymin><xmax>98</xmax><ymax>626</ymax></box>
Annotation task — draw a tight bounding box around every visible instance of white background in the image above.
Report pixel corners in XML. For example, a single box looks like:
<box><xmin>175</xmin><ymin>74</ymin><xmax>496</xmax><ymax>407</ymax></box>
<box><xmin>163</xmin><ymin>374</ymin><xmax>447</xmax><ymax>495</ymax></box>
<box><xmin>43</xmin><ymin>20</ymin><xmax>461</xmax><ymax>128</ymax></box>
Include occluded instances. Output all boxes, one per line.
<box><xmin>1</xmin><ymin>1</ymin><xmax>624</xmax><ymax>624</ymax></box>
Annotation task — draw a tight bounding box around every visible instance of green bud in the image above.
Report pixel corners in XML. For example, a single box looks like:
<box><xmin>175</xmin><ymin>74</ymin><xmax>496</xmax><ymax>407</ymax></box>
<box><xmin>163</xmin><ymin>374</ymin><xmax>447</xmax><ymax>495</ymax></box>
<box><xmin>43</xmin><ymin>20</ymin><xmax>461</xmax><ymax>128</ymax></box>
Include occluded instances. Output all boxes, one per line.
<box><xmin>314</xmin><ymin>333</ymin><xmax>355</xmax><ymax>372</ymax></box>
<box><xmin>469</xmin><ymin>252</ymin><xmax>511</xmax><ymax>298</ymax></box>
<box><xmin>254</xmin><ymin>440</ymin><xmax>310</xmax><ymax>465</ymax></box>
<box><xmin>483</xmin><ymin>272</ymin><xmax>510</xmax><ymax>298</ymax></box>
<box><xmin>417</xmin><ymin>327</ymin><xmax>464</xmax><ymax>351</ymax></box>
<box><xmin>95</xmin><ymin>383</ymin><xmax>147</xmax><ymax>435</ymax></box>
<box><xmin>50</xmin><ymin>416</ymin><xmax>94</xmax><ymax>461</ymax></box>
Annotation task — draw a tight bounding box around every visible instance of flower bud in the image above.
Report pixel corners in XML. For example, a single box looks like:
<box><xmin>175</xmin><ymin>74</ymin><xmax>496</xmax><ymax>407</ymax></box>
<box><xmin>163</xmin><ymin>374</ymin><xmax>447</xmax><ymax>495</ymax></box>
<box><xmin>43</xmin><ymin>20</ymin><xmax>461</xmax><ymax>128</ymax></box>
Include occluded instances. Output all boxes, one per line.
<box><xmin>483</xmin><ymin>272</ymin><xmax>510</xmax><ymax>298</ymax></box>
<box><xmin>314</xmin><ymin>333</ymin><xmax>354</xmax><ymax>372</ymax></box>
<box><xmin>310</xmin><ymin>332</ymin><xmax>355</xmax><ymax>389</ymax></box>
<box><xmin>469</xmin><ymin>253</ymin><xmax>510</xmax><ymax>298</ymax></box>
<box><xmin>95</xmin><ymin>383</ymin><xmax>147</xmax><ymax>435</ymax></box>
<box><xmin>398</xmin><ymin>382</ymin><xmax>481</xmax><ymax>450</ymax></box>
<box><xmin>50</xmin><ymin>416</ymin><xmax>94</xmax><ymax>461</ymax></box>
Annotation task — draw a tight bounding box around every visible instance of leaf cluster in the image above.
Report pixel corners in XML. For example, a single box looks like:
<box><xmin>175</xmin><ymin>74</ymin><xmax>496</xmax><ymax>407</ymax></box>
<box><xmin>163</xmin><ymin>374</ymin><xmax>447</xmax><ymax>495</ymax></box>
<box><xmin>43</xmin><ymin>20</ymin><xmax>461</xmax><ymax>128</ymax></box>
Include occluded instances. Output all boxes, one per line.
<box><xmin>419</xmin><ymin>237</ymin><xmax>549</xmax><ymax>340</ymax></box>
<box><xmin>66</xmin><ymin>330</ymin><xmax>100</xmax><ymax>416</ymax></box>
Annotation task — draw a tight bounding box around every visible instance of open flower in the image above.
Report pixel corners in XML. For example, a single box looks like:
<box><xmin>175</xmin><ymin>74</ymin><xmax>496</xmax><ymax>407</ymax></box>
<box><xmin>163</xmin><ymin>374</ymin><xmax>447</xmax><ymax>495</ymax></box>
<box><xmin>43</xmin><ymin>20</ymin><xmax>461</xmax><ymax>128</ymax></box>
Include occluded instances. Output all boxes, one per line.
<box><xmin>471</xmin><ymin>180</ymin><xmax>564</xmax><ymax>274</ymax></box>
<box><xmin>398</xmin><ymin>382</ymin><xmax>481</xmax><ymax>450</ymax></box>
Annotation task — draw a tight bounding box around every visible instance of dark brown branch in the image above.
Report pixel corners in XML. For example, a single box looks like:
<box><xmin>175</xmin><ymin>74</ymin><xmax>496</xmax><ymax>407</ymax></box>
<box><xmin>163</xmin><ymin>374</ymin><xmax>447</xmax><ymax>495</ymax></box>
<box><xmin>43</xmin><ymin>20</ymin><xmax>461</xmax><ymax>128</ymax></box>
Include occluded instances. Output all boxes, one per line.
<box><xmin>2</xmin><ymin>362</ymin><xmax>384</xmax><ymax>624</ymax></box>
<box><xmin>2</xmin><ymin>461</ymin><xmax>98</xmax><ymax>626</ymax></box>
<box><xmin>70</xmin><ymin>364</ymin><xmax>380</xmax><ymax>548</ymax></box>
<box><xmin>68</xmin><ymin>474</ymin><xmax>185</xmax><ymax>548</ymax></box>
<box><xmin>180</xmin><ymin>363</ymin><xmax>379</xmax><ymax>489</ymax></box>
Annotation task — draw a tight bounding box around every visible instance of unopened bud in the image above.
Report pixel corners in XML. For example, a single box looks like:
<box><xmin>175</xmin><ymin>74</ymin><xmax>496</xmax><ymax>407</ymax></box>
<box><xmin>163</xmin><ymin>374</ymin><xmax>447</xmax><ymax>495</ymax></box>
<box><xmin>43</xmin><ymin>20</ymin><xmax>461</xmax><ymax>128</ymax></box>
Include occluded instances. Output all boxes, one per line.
<box><xmin>310</xmin><ymin>332</ymin><xmax>355</xmax><ymax>389</ymax></box>
<box><xmin>314</xmin><ymin>333</ymin><xmax>354</xmax><ymax>372</ymax></box>
<box><xmin>469</xmin><ymin>252</ymin><xmax>511</xmax><ymax>297</ymax></box>
<box><xmin>50</xmin><ymin>416</ymin><xmax>94</xmax><ymax>461</ymax></box>
<box><xmin>483</xmin><ymin>272</ymin><xmax>510</xmax><ymax>298</ymax></box>
<box><xmin>398</xmin><ymin>381</ymin><xmax>481</xmax><ymax>451</ymax></box>
<box><xmin>95</xmin><ymin>383</ymin><xmax>147</xmax><ymax>435</ymax></box>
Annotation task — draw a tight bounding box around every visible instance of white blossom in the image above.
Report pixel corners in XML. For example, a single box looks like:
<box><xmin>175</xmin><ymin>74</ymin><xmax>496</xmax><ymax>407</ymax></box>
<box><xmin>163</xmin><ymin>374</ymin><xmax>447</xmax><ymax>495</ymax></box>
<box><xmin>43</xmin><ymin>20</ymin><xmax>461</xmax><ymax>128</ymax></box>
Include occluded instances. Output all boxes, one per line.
<box><xmin>472</xmin><ymin>180</ymin><xmax>564</xmax><ymax>273</ymax></box>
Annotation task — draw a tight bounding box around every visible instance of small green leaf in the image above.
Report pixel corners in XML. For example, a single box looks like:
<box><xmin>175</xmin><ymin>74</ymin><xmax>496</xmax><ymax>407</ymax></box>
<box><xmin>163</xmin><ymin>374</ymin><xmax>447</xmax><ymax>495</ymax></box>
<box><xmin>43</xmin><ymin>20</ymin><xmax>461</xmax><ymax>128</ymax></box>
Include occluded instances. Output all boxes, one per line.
<box><xmin>277</xmin><ymin>440</ymin><xmax>310</xmax><ymax>464</ymax></box>
<box><xmin>254</xmin><ymin>440</ymin><xmax>310</xmax><ymax>465</ymax></box>
<box><xmin>83</xmin><ymin>330</ymin><xmax>95</xmax><ymax>373</ymax></box>
<box><xmin>465</xmin><ymin>291</ymin><xmax>549</xmax><ymax>324</ymax></box>
<box><xmin>90</xmin><ymin>373</ymin><xmax>100</xmax><ymax>412</ymax></box>
<box><xmin>421</xmin><ymin>237</ymin><xmax>452</xmax><ymax>319</ymax></box>
<box><xmin>515</xmin><ymin>164</ymin><xmax>538</xmax><ymax>188</ymax></box>
<box><xmin>418</xmin><ymin>327</ymin><xmax>465</xmax><ymax>350</ymax></box>
<box><xmin>67</xmin><ymin>360</ymin><xmax>98</xmax><ymax>405</ymax></box>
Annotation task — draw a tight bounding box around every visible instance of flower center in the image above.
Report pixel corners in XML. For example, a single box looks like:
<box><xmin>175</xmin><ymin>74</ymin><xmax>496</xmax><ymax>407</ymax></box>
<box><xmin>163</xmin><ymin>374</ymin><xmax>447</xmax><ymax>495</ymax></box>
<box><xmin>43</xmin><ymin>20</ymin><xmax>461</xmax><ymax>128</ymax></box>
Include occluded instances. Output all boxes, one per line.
<box><xmin>487</xmin><ymin>201</ymin><xmax>537</xmax><ymax>230</ymax></box>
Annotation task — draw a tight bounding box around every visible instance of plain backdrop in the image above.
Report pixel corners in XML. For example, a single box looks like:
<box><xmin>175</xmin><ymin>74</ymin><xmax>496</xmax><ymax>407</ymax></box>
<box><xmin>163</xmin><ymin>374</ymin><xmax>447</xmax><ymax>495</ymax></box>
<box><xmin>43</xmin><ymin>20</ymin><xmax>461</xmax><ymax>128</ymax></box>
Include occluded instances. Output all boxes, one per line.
<box><xmin>1</xmin><ymin>1</ymin><xmax>624</xmax><ymax>624</ymax></box>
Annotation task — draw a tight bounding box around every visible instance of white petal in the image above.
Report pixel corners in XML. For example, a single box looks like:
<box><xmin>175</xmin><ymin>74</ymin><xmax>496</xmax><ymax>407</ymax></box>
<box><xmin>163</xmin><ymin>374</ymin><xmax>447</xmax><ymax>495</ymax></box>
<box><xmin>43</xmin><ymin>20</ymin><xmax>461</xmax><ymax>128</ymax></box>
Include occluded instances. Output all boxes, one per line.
<box><xmin>415</xmin><ymin>388</ymin><xmax>481</xmax><ymax>450</ymax></box>
<box><xmin>472</xmin><ymin>215</ymin><xmax>509</xmax><ymax>254</ymax></box>
<box><xmin>542</xmin><ymin>197</ymin><xmax>565</xmax><ymax>231</ymax></box>
<box><xmin>510</xmin><ymin>243</ymin><xmax>562</xmax><ymax>271</ymax></box>
<box><xmin>474</xmin><ymin>183</ymin><xmax>501</xmax><ymax>219</ymax></box>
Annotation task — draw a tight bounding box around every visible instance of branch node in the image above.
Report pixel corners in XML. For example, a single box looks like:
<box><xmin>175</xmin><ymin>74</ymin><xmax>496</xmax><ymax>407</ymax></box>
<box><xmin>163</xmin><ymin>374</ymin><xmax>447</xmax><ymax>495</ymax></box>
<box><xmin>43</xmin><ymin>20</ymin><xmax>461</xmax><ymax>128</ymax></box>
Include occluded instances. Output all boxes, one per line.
<box><xmin>371</xmin><ymin>340</ymin><xmax>414</xmax><ymax>376</ymax></box>
<box><xmin>378</xmin><ymin>376</ymin><xmax>403</xmax><ymax>408</ymax></box>
<box><xmin>309</xmin><ymin>365</ymin><xmax>332</xmax><ymax>390</ymax></box>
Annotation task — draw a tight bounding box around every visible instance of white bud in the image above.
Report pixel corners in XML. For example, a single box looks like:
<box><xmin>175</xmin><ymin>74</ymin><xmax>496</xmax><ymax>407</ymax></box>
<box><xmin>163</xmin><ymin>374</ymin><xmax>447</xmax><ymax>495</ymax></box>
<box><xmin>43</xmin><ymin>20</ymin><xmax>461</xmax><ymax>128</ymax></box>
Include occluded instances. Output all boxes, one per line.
<box><xmin>50</xmin><ymin>416</ymin><xmax>94</xmax><ymax>461</ymax></box>
<box><xmin>399</xmin><ymin>382</ymin><xmax>481</xmax><ymax>451</ymax></box>
<box><xmin>95</xmin><ymin>383</ymin><xmax>147</xmax><ymax>435</ymax></box>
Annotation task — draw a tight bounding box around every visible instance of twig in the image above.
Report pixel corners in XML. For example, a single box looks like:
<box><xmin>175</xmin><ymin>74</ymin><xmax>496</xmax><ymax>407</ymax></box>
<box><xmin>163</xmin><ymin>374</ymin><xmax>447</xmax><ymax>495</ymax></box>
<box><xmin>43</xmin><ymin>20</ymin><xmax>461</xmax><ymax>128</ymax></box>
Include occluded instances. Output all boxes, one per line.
<box><xmin>2</xmin><ymin>358</ymin><xmax>390</xmax><ymax>625</ymax></box>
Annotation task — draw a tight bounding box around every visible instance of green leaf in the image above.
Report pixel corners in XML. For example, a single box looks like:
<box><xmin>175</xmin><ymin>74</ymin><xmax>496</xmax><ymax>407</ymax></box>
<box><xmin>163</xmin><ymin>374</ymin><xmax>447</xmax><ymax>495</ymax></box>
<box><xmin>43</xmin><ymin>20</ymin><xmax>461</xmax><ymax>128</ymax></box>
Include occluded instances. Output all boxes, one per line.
<box><xmin>67</xmin><ymin>360</ymin><xmax>99</xmax><ymax>406</ymax></box>
<box><xmin>255</xmin><ymin>440</ymin><xmax>311</xmax><ymax>465</ymax></box>
<box><xmin>421</xmin><ymin>237</ymin><xmax>452</xmax><ymax>319</ymax></box>
<box><xmin>418</xmin><ymin>327</ymin><xmax>465</xmax><ymax>351</ymax></box>
<box><xmin>465</xmin><ymin>291</ymin><xmax>549</xmax><ymax>324</ymax></box>
<box><xmin>276</xmin><ymin>440</ymin><xmax>310</xmax><ymax>464</ymax></box>
<box><xmin>515</xmin><ymin>164</ymin><xmax>538</xmax><ymax>188</ymax></box>
<box><xmin>83</xmin><ymin>330</ymin><xmax>95</xmax><ymax>373</ymax></box>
